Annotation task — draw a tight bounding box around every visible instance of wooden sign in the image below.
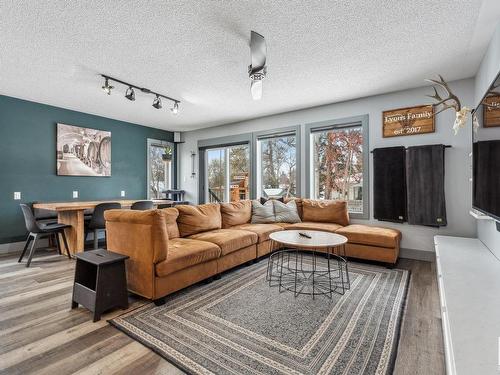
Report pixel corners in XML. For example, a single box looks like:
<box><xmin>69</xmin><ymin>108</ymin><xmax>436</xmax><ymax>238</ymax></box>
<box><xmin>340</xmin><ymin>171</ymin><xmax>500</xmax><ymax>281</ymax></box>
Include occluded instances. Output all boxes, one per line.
<box><xmin>483</xmin><ymin>95</ymin><xmax>500</xmax><ymax>128</ymax></box>
<box><xmin>382</xmin><ymin>105</ymin><xmax>435</xmax><ymax>137</ymax></box>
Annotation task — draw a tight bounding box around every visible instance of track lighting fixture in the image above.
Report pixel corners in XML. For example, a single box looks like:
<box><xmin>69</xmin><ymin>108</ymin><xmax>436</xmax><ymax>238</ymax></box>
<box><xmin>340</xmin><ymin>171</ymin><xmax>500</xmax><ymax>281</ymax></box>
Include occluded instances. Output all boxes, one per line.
<box><xmin>171</xmin><ymin>101</ymin><xmax>179</xmax><ymax>115</ymax></box>
<box><xmin>152</xmin><ymin>95</ymin><xmax>162</xmax><ymax>109</ymax></box>
<box><xmin>125</xmin><ymin>87</ymin><xmax>135</xmax><ymax>101</ymax></box>
<box><xmin>102</xmin><ymin>77</ymin><xmax>114</xmax><ymax>95</ymax></box>
<box><xmin>100</xmin><ymin>74</ymin><xmax>180</xmax><ymax>114</ymax></box>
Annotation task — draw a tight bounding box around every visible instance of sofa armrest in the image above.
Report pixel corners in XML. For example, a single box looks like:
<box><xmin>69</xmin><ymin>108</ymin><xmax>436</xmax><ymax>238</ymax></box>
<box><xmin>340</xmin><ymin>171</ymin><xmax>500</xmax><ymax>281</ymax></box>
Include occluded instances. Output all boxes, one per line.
<box><xmin>105</xmin><ymin>209</ymin><xmax>169</xmax><ymax>299</ymax></box>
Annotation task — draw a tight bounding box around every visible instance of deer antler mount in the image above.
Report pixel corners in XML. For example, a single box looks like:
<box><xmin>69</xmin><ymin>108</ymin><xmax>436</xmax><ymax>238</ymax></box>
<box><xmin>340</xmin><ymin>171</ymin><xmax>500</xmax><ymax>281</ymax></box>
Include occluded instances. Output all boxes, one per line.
<box><xmin>425</xmin><ymin>75</ymin><xmax>470</xmax><ymax>135</ymax></box>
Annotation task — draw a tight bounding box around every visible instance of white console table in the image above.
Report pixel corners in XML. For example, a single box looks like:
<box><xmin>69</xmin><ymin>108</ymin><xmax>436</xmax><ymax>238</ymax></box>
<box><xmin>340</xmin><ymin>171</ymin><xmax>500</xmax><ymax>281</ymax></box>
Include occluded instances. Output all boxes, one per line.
<box><xmin>434</xmin><ymin>235</ymin><xmax>500</xmax><ymax>374</ymax></box>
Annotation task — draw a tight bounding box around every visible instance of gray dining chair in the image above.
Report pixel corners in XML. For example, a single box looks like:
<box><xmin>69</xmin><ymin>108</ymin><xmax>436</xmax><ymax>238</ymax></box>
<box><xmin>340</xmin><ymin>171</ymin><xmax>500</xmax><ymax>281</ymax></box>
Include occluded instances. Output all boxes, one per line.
<box><xmin>85</xmin><ymin>202</ymin><xmax>121</xmax><ymax>249</ymax></box>
<box><xmin>130</xmin><ymin>200</ymin><xmax>154</xmax><ymax>210</ymax></box>
<box><xmin>18</xmin><ymin>204</ymin><xmax>72</xmax><ymax>267</ymax></box>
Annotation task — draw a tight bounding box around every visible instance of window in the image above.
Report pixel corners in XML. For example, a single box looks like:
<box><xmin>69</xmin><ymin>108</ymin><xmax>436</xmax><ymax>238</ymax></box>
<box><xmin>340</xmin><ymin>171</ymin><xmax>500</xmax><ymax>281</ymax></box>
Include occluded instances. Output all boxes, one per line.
<box><xmin>310</xmin><ymin>124</ymin><xmax>364</xmax><ymax>214</ymax></box>
<box><xmin>147</xmin><ymin>139</ymin><xmax>174</xmax><ymax>199</ymax></box>
<box><xmin>205</xmin><ymin>144</ymin><xmax>250</xmax><ymax>203</ymax></box>
<box><xmin>257</xmin><ymin>133</ymin><xmax>297</xmax><ymax>199</ymax></box>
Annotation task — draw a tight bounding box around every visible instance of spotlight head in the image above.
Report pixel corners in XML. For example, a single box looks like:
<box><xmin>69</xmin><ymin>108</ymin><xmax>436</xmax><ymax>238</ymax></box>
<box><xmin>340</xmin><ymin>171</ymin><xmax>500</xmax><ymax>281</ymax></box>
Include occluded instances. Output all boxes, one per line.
<box><xmin>171</xmin><ymin>101</ymin><xmax>179</xmax><ymax>115</ymax></box>
<box><xmin>125</xmin><ymin>87</ymin><xmax>135</xmax><ymax>101</ymax></box>
<box><xmin>101</xmin><ymin>77</ymin><xmax>114</xmax><ymax>95</ymax></box>
<box><xmin>152</xmin><ymin>95</ymin><xmax>162</xmax><ymax>109</ymax></box>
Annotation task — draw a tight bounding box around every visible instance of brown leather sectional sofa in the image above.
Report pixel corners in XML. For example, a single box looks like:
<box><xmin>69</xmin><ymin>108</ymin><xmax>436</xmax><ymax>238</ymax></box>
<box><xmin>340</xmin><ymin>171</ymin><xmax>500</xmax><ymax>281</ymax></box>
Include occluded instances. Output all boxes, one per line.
<box><xmin>104</xmin><ymin>199</ymin><xmax>401</xmax><ymax>303</ymax></box>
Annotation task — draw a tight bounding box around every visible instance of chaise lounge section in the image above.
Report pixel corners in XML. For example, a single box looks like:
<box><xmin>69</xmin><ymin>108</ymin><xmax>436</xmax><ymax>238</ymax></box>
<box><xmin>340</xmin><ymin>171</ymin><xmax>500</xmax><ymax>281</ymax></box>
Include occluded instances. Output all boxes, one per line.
<box><xmin>105</xmin><ymin>199</ymin><xmax>401</xmax><ymax>303</ymax></box>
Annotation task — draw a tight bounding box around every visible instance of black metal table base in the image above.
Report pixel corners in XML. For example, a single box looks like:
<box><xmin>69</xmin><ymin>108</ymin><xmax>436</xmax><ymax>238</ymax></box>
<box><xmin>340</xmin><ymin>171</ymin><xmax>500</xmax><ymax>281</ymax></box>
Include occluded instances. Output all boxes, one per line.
<box><xmin>266</xmin><ymin>243</ymin><xmax>350</xmax><ymax>298</ymax></box>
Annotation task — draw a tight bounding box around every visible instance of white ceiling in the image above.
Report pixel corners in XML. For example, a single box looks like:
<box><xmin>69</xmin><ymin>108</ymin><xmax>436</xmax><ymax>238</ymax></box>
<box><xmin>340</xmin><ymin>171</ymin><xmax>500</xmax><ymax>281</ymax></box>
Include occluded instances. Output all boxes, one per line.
<box><xmin>1</xmin><ymin>1</ymin><xmax>499</xmax><ymax>132</ymax></box>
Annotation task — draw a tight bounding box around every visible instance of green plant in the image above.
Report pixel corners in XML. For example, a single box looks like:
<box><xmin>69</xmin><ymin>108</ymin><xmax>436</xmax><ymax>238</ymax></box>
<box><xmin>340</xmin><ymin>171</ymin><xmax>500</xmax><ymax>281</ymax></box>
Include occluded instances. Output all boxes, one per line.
<box><xmin>162</xmin><ymin>145</ymin><xmax>173</xmax><ymax>161</ymax></box>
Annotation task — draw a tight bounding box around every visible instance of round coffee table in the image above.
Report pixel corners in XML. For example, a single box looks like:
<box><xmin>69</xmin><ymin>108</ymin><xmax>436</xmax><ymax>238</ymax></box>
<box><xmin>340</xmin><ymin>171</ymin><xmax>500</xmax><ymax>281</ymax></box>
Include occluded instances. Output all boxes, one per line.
<box><xmin>267</xmin><ymin>230</ymin><xmax>349</xmax><ymax>297</ymax></box>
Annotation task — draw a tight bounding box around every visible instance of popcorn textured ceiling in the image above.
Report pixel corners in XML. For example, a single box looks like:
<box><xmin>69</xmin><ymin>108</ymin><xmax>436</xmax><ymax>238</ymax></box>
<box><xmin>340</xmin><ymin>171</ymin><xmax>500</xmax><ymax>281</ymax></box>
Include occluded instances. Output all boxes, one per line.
<box><xmin>1</xmin><ymin>0</ymin><xmax>499</xmax><ymax>131</ymax></box>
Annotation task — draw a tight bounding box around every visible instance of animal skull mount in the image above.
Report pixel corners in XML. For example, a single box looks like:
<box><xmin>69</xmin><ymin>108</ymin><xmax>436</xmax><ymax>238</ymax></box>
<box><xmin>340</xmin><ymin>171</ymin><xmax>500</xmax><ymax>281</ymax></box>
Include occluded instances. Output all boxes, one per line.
<box><xmin>425</xmin><ymin>75</ymin><xmax>470</xmax><ymax>135</ymax></box>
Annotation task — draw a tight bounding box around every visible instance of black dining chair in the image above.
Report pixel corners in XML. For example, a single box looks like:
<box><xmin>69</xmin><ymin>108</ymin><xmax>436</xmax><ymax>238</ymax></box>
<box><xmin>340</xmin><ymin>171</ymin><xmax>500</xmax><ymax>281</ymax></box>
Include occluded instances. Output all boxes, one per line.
<box><xmin>31</xmin><ymin>202</ymin><xmax>58</xmax><ymax>225</ymax></box>
<box><xmin>157</xmin><ymin>203</ymin><xmax>174</xmax><ymax>209</ymax></box>
<box><xmin>85</xmin><ymin>202</ymin><xmax>121</xmax><ymax>250</ymax></box>
<box><xmin>130</xmin><ymin>200</ymin><xmax>154</xmax><ymax>210</ymax></box>
<box><xmin>18</xmin><ymin>204</ymin><xmax>72</xmax><ymax>267</ymax></box>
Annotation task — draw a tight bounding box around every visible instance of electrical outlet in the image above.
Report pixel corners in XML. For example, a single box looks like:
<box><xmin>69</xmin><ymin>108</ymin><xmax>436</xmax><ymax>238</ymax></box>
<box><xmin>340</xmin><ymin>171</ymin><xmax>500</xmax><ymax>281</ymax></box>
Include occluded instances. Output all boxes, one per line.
<box><xmin>72</xmin><ymin>191</ymin><xmax>78</xmax><ymax>199</ymax></box>
<box><xmin>14</xmin><ymin>192</ymin><xmax>21</xmax><ymax>200</ymax></box>
<box><xmin>120</xmin><ymin>190</ymin><xmax>125</xmax><ymax>197</ymax></box>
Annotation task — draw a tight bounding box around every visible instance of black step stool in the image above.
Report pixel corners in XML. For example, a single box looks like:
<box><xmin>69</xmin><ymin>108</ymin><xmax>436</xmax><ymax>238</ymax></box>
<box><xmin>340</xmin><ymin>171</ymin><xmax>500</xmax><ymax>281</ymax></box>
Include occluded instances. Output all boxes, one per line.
<box><xmin>72</xmin><ymin>249</ymin><xmax>129</xmax><ymax>322</ymax></box>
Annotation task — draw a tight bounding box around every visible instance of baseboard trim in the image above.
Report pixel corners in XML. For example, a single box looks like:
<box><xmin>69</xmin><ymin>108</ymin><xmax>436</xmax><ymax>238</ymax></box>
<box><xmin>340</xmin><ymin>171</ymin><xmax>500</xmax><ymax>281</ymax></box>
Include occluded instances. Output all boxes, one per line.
<box><xmin>0</xmin><ymin>239</ymin><xmax>49</xmax><ymax>255</ymax></box>
<box><xmin>0</xmin><ymin>240</ymin><xmax>26</xmax><ymax>255</ymax></box>
<box><xmin>399</xmin><ymin>247</ymin><xmax>435</xmax><ymax>262</ymax></box>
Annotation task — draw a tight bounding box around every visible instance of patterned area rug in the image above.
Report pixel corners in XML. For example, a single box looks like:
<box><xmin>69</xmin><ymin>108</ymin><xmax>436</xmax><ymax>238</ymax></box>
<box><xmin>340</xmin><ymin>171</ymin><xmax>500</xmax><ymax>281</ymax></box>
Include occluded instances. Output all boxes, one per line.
<box><xmin>110</xmin><ymin>257</ymin><xmax>409</xmax><ymax>375</ymax></box>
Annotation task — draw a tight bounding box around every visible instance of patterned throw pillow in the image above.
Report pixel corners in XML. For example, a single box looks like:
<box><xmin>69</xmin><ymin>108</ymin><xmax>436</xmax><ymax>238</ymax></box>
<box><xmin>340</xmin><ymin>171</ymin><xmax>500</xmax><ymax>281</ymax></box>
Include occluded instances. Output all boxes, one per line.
<box><xmin>273</xmin><ymin>200</ymin><xmax>301</xmax><ymax>223</ymax></box>
<box><xmin>259</xmin><ymin>196</ymin><xmax>284</xmax><ymax>205</ymax></box>
<box><xmin>251</xmin><ymin>200</ymin><xmax>276</xmax><ymax>223</ymax></box>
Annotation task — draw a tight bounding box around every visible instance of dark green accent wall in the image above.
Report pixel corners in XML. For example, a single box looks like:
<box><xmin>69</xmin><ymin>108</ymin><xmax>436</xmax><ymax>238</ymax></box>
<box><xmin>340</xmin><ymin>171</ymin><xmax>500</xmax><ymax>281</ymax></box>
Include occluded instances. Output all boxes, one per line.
<box><xmin>0</xmin><ymin>95</ymin><xmax>174</xmax><ymax>244</ymax></box>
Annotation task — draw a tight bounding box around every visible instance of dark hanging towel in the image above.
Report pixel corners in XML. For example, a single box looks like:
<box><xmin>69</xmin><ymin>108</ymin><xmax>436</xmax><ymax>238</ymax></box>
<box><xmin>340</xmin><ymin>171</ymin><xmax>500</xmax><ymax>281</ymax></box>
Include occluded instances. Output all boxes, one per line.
<box><xmin>373</xmin><ymin>147</ymin><xmax>407</xmax><ymax>222</ymax></box>
<box><xmin>406</xmin><ymin>144</ymin><xmax>447</xmax><ymax>227</ymax></box>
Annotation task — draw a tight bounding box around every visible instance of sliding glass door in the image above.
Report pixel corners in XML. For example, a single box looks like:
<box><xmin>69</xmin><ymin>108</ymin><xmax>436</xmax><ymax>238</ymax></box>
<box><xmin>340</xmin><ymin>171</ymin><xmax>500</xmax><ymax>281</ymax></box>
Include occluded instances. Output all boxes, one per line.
<box><xmin>205</xmin><ymin>144</ymin><xmax>250</xmax><ymax>203</ymax></box>
<box><xmin>206</xmin><ymin>148</ymin><xmax>226</xmax><ymax>203</ymax></box>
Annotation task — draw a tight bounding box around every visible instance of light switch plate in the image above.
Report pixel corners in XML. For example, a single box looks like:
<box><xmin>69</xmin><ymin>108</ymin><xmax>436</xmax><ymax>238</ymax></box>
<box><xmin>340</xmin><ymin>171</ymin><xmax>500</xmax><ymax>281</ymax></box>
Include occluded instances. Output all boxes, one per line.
<box><xmin>72</xmin><ymin>191</ymin><xmax>78</xmax><ymax>199</ymax></box>
<box><xmin>14</xmin><ymin>192</ymin><xmax>21</xmax><ymax>200</ymax></box>
<box><xmin>120</xmin><ymin>190</ymin><xmax>125</xmax><ymax>197</ymax></box>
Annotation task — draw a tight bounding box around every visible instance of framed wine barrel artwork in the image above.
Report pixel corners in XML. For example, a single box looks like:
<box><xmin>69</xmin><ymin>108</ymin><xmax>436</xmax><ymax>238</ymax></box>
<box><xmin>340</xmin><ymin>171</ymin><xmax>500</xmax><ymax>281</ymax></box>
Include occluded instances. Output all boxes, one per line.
<box><xmin>382</xmin><ymin>105</ymin><xmax>435</xmax><ymax>137</ymax></box>
<box><xmin>483</xmin><ymin>95</ymin><xmax>500</xmax><ymax>127</ymax></box>
<box><xmin>57</xmin><ymin>123</ymin><xmax>111</xmax><ymax>176</ymax></box>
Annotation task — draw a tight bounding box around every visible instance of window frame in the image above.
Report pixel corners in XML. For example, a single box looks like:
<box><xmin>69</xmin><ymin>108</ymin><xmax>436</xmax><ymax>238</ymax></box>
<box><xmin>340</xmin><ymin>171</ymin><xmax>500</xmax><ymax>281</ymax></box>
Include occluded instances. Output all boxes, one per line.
<box><xmin>305</xmin><ymin>115</ymin><xmax>369</xmax><ymax>219</ymax></box>
<box><xmin>147</xmin><ymin>138</ymin><xmax>175</xmax><ymax>200</ymax></box>
<box><xmin>253</xmin><ymin>125</ymin><xmax>302</xmax><ymax>199</ymax></box>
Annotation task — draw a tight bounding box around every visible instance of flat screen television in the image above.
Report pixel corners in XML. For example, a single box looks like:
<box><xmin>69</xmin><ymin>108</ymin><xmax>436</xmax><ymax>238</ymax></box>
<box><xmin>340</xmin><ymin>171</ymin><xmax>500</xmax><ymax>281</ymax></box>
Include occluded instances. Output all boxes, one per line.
<box><xmin>472</xmin><ymin>70</ymin><xmax>500</xmax><ymax>221</ymax></box>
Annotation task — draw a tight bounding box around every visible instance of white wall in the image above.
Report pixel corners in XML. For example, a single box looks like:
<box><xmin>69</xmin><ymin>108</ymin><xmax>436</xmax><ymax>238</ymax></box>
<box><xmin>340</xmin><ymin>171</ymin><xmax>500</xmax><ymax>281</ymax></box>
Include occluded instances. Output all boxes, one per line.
<box><xmin>475</xmin><ymin>22</ymin><xmax>500</xmax><ymax>258</ymax></box>
<box><xmin>179</xmin><ymin>78</ymin><xmax>477</xmax><ymax>253</ymax></box>
<box><xmin>474</xmin><ymin>23</ymin><xmax>500</xmax><ymax>107</ymax></box>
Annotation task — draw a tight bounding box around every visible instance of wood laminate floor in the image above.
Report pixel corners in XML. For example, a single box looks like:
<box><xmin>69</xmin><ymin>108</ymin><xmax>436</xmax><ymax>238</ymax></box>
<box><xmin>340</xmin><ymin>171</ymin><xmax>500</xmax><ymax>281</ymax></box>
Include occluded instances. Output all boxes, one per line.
<box><xmin>0</xmin><ymin>250</ymin><xmax>445</xmax><ymax>375</ymax></box>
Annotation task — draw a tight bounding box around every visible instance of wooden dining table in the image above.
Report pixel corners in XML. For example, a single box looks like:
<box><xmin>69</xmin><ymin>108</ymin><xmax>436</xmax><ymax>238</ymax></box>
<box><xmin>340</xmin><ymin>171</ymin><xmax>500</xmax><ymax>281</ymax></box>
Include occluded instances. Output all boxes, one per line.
<box><xmin>33</xmin><ymin>200</ymin><xmax>172</xmax><ymax>255</ymax></box>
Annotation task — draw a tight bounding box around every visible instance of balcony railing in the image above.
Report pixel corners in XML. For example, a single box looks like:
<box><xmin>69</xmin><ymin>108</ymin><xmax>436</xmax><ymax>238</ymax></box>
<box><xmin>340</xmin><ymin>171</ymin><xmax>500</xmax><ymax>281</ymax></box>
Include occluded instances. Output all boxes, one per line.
<box><xmin>208</xmin><ymin>188</ymin><xmax>223</xmax><ymax>203</ymax></box>
<box><xmin>348</xmin><ymin>199</ymin><xmax>363</xmax><ymax>213</ymax></box>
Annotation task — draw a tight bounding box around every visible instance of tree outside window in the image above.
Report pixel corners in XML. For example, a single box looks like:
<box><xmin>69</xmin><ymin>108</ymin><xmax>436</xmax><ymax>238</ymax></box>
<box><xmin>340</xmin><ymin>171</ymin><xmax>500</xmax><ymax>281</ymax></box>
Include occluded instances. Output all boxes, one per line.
<box><xmin>259</xmin><ymin>135</ymin><xmax>296</xmax><ymax>198</ymax></box>
<box><xmin>312</xmin><ymin>127</ymin><xmax>363</xmax><ymax>213</ymax></box>
<box><xmin>149</xmin><ymin>143</ymin><xmax>172</xmax><ymax>199</ymax></box>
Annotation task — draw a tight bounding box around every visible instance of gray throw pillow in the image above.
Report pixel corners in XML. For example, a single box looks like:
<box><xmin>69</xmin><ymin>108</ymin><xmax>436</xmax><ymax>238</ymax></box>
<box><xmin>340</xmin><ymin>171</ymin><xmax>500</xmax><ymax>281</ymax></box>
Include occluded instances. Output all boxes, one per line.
<box><xmin>251</xmin><ymin>200</ymin><xmax>276</xmax><ymax>223</ymax></box>
<box><xmin>273</xmin><ymin>200</ymin><xmax>301</xmax><ymax>223</ymax></box>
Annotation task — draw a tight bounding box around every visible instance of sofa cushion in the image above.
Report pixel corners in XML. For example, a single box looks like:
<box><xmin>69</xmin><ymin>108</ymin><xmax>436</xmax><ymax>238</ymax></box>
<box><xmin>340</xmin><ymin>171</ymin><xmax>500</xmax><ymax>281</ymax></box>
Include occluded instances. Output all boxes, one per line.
<box><xmin>188</xmin><ymin>229</ymin><xmax>258</xmax><ymax>256</ymax></box>
<box><xmin>284</xmin><ymin>198</ymin><xmax>303</xmax><ymax>219</ymax></box>
<box><xmin>274</xmin><ymin>222</ymin><xmax>293</xmax><ymax>229</ymax></box>
<box><xmin>251</xmin><ymin>200</ymin><xmax>276</xmax><ymax>224</ymax></box>
<box><xmin>285</xmin><ymin>221</ymin><xmax>343</xmax><ymax>233</ymax></box>
<box><xmin>176</xmin><ymin>203</ymin><xmax>222</xmax><ymax>237</ymax></box>
<box><xmin>160</xmin><ymin>207</ymin><xmax>180</xmax><ymax>239</ymax></box>
<box><xmin>273</xmin><ymin>200</ymin><xmax>301</xmax><ymax>223</ymax></box>
<box><xmin>221</xmin><ymin>200</ymin><xmax>252</xmax><ymax>228</ymax></box>
<box><xmin>156</xmin><ymin>238</ymin><xmax>221</xmax><ymax>277</ymax></box>
<box><xmin>302</xmin><ymin>199</ymin><xmax>349</xmax><ymax>226</ymax></box>
<box><xmin>105</xmin><ymin>209</ymin><xmax>168</xmax><ymax>264</ymax></box>
<box><xmin>335</xmin><ymin>224</ymin><xmax>401</xmax><ymax>248</ymax></box>
<box><xmin>230</xmin><ymin>223</ymin><xmax>283</xmax><ymax>243</ymax></box>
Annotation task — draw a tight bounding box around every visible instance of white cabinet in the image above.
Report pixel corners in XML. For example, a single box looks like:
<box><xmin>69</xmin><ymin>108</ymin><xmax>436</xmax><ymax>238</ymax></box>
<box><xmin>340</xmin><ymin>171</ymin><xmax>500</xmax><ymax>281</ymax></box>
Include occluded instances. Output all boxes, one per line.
<box><xmin>434</xmin><ymin>235</ymin><xmax>500</xmax><ymax>375</ymax></box>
